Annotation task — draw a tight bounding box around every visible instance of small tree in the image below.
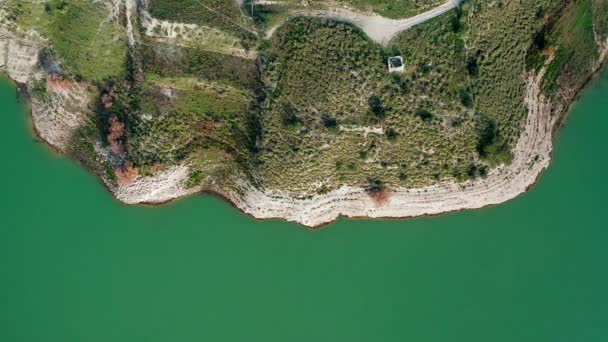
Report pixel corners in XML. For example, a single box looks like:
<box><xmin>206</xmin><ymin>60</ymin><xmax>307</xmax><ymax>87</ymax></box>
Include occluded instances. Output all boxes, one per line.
<box><xmin>466</xmin><ymin>56</ymin><xmax>479</xmax><ymax>76</ymax></box>
<box><xmin>321</xmin><ymin>114</ymin><xmax>337</xmax><ymax>129</ymax></box>
<box><xmin>368</xmin><ymin>95</ymin><xmax>385</xmax><ymax>122</ymax></box>
<box><xmin>459</xmin><ymin>89</ymin><xmax>473</xmax><ymax>108</ymax></box>
<box><xmin>415</xmin><ymin>109</ymin><xmax>434</xmax><ymax>123</ymax></box>
<box><xmin>282</xmin><ymin>103</ymin><xmax>300</xmax><ymax>126</ymax></box>
<box><xmin>366</xmin><ymin>178</ymin><xmax>391</xmax><ymax>205</ymax></box>
<box><xmin>108</xmin><ymin>116</ymin><xmax>126</xmax><ymax>155</ymax></box>
<box><xmin>385</xmin><ymin>127</ymin><xmax>398</xmax><ymax>141</ymax></box>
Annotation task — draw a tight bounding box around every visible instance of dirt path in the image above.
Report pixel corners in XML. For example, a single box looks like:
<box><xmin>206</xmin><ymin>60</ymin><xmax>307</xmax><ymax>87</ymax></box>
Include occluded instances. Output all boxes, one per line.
<box><xmin>125</xmin><ymin>0</ymin><xmax>137</xmax><ymax>49</ymax></box>
<box><xmin>267</xmin><ymin>0</ymin><xmax>463</xmax><ymax>45</ymax></box>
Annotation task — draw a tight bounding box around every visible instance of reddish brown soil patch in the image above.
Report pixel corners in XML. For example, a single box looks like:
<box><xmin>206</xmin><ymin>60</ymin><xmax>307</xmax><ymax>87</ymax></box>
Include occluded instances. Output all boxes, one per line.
<box><xmin>115</xmin><ymin>162</ymin><xmax>140</xmax><ymax>186</ymax></box>
<box><xmin>542</xmin><ymin>46</ymin><xmax>555</xmax><ymax>57</ymax></box>
<box><xmin>367</xmin><ymin>187</ymin><xmax>392</xmax><ymax>206</ymax></box>
<box><xmin>47</xmin><ymin>74</ymin><xmax>73</xmax><ymax>90</ymax></box>
<box><xmin>108</xmin><ymin>116</ymin><xmax>126</xmax><ymax>155</ymax></box>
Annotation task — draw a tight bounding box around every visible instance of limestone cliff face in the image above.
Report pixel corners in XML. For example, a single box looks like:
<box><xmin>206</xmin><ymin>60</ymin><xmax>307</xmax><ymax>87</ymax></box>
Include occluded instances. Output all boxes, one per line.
<box><xmin>0</xmin><ymin>30</ymin><xmax>40</xmax><ymax>84</ymax></box>
<box><xmin>0</xmin><ymin>29</ymin><xmax>90</xmax><ymax>151</ymax></box>
<box><xmin>29</xmin><ymin>82</ymin><xmax>91</xmax><ymax>151</ymax></box>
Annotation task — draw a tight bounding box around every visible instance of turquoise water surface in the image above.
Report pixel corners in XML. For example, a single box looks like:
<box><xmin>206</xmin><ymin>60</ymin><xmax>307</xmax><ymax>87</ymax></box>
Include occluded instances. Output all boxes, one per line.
<box><xmin>1</xmin><ymin>69</ymin><xmax>607</xmax><ymax>341</ymax></box>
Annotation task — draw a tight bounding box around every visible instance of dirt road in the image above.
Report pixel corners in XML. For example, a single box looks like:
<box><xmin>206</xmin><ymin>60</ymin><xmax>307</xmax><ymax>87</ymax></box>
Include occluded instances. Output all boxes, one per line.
<box><xmin>293</xmin><ymin>0</ymin><xmax>463</xmax><ymax>45</ymax></box>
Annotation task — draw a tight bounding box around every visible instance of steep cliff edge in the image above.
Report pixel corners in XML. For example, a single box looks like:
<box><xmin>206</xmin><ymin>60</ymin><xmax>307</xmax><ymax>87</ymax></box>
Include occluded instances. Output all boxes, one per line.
<box><xmin>0</xmin><ymin>29</ymin><xmax>91</xmax><ymax>151</ymax></box>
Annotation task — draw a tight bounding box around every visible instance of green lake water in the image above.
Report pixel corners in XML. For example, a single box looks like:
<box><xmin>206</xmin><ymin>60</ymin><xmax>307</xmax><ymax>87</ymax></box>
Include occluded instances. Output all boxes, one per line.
<box><xmin>1</xmin><ymin>69</ymin><xmax>607</xmax><ymax>342</ymax></box>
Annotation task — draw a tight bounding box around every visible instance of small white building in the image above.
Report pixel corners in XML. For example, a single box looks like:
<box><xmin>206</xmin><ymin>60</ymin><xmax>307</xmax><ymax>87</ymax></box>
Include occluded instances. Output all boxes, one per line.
<box><xmin>388</xmin><ymin>56</ymin><xmax>405</xmax><ymax>73</ymax></box>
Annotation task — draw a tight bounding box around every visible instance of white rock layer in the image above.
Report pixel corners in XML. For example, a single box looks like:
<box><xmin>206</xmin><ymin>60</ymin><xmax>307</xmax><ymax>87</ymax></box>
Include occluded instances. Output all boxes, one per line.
<box><xmin>0</xmin><ymin>30</ymin><xmax>40</xmax><ymax>83</ymax></box>
<box><xmin>30</xmin><ymin>84</ymin><xmax>90</xmax><ymax>151</ymax></box>
<box><xmin>113</xmin><ymin>164</ymin><xmax>202</xmax><ymax>204</ymax></box>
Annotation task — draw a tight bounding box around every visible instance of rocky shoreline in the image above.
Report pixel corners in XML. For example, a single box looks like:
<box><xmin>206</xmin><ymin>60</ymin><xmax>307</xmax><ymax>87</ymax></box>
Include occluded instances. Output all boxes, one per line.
<box><xmin>1</xmin><ymin>7</ymin><xmax>606</xmax><ymax>228</ymax></box>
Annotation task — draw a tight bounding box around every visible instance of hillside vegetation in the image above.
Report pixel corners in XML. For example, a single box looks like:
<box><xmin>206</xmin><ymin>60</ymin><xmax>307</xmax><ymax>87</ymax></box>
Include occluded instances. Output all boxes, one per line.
<box><xmin>253</xmin><ymin>0</ymin><xmax>605</xmax><ymax>194</ymax></box>
<box><xmin>337</xmin><ymin>0</ymin><xmax>446</xmax><ymax>18</ymax></box>
<box><xmin>4</xmin><ymin>0</ymin><xmax>127</xmax><ymax>81</ymax></box>
<box><xmin>1</xmin><ymin>0</ymin><xmax>606</xmax><ymax>195</ymax></box>
<box><xmin>148</xmin><ymin>0</ymin><xmax>256</xmax><ymax>43</ymax></box>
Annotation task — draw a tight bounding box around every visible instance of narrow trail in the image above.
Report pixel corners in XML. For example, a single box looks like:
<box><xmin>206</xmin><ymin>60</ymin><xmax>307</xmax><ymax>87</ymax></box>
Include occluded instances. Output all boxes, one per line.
<box><xmin>125</xmin><ymin>0</ymin><xmax>137</xmax><ymax>50</ymax></box>
<box><xmin>266</xmin><ymin>0</ymin><xmax>463</xmax><ymax>45</ymax></box>
<box><xmin>136</xmin><ymin>0</ymin><xmax>257</xmax><ymax>59</ymax></box>
<box><xmin>90</xmin><ymin>0</ymin><xmax>122</xmax><ymax>49</ymax></box>
<box><xmin>200</xmin><ymin>2</ymin><xmax>257</xmax><ymax>35</ymax></box>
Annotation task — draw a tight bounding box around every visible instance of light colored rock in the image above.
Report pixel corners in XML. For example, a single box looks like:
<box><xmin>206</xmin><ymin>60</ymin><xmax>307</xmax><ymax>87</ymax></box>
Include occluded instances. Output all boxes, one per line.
<box><xmin>0</xmin><ymin>28</ymin><xmax>90</xmax><ymax>151</ymax></box>
<box><xmin>339</xmin><ymin>125</ymin><xmax>384</xmax><ymax>137</ymax></box>
<box><xmin>30</xmin><ymin>82</ymin><xmax>90</xmax><ymax>151</ymax></box>
<box><xmin>0</xmin><ymin>38</ymin><xmax>6</xmax><ymax>71</ymax></box>
<box><xmin>0</xmin><ymin>29</ymin><xmax>40</xmax><ymax>83</ymax></box>
<box><xmin>113</xmin><ymin>164</ymin><xmax>202</xmax><ymax>204</ymax></box>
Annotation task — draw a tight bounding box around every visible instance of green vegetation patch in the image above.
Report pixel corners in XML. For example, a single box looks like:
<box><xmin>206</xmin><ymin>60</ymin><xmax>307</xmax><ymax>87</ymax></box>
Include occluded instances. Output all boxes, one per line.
<box><xmin>141</xmin><ymin>41</ymin><xmax>259</xmax><ymax>90</ymax></box>
<box><xmin>248</xmin><ymin>2</ymin><xmax>291</xmax><ymax>31</ymax></box>
<box><xmin>120</xmin><ymin>38</ymin><xmax>260</xmax><ymax>184</ymax></box>
<box><xmin>129</xmin><ymin>78</ymin><xmax>253</xmax><ymax>166</ymax></box>
<box><xmin>129</xmin><ymin>109</ymin><xmax>199</xmax><ymax>165</ymax></box>
<box><xmin>337</xmin><ymin>0</ymin><xmax>445</xmax><ymax>19</ymax></box>
<box><xmin>255</xmin><ymin>17</ymin><xmax>481</xmax><ymax>192</ymax></box>
<box><xmin>148</xmin><ymin>0</ymin><xmax>255</xmax><ymax>41</ymax></box>
<box><xmin>7</xmin><ymin>0</ymin><xmax>128</xmax><ymax>81</ymax></box>
<box><xmin>262</xmin><ymin>18</ymin><xmax>387</xmax><ymax>123</ymax></box>
<box><xmin>145</xmin><ymin>74</ymin><xmax>251</xmax><ymax>119</ymax></box>
<box><xmin>448</xmin><ymin>0</ymin><xmax>573</xmax><ymax>166</ymax></box>
<box><xmin>254</xmin><ymin>0</ymin><xmax>604</xmax><ymax>193</ymax></box>
<box><xmin>541</xmin><ymin>0</ymin><xmax>601</xmax><ymax>94</ymax></box>
<box><xmin>593</xmin><ymin>0</ymin><xmax>608</xmax><ymax>40</ymax></box>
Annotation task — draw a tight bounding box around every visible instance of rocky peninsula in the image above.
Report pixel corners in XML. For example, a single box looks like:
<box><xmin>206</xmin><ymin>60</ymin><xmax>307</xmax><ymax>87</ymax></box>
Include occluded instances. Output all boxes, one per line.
<box><xmin>1</xmin><ymin>0</ymin><xmax>606</xmax><ymax>227</ymax></box>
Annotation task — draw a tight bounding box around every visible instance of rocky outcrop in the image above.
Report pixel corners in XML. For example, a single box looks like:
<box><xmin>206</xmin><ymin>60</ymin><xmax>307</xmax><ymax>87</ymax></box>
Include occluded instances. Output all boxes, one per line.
<box><xmin>112</xmin><ymin>164</ymin><xmax>202</xmax><ymax>204</ymax></box>
<box><xmin>30</xmin><ymin>80</ymin><xmax>90</xmax><ymax>151</ymax></box>
<box><xmin>0</xmin><ymin>29</ymin><xmax>41</xmax><ymax>83</ymax></box>
<box><xmin>0</xmin><ymin>29</ymin><xmax>90</xmax><ymax>151</ymax></box>
<box><xmin>218</xmin><ymin>43</ymin><xmax>608</xmax><ymax>227</ymax></box>
<box><xmin>96</xmin><ymin>3</ymin><xmax>608</xmax><ymax>227</ymax></box>
<box><xmin>217</xmin><ymin>67</ymin><xmax>555</xmax><ymax>227</ymax></box>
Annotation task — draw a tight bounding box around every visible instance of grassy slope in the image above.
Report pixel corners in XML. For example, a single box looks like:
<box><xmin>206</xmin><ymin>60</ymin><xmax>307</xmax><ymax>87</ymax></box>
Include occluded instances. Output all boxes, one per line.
<box><xmin>124</xmin><ymin>37</ymin><xmax>259</xmax><ymax>186</ymax></box>
<box><xmin>141</xmin><ymin>41</ymin><xmax>258</xmax><ymax>89</ymax></box>
<box><xmin>7</xmin><ymin>0</ymin><xmax>127</xmax><ymax>81</ymax></box>
<box><xmin>594</xmin><ymin>0</ymin><xmax>608</xmax><ymax>38</ymax></box>
<box><xmin>148</xmin><ymin>0</ymin><xmax>255</xmax><ymax>41</ymax></box>
<box><xmin>1</xmin><ymin>0</ymin><xmax>128</xmax><ymax>182</ymax></box>
<box><xmin>145</xmin><ymin>74</ymin><xmax>251</xmax><ymax>119</ymax></box>
<box><xmin>543</xmin><ymin>0</ymin><xmax>599</xmax><ymax>94</ymax></box>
